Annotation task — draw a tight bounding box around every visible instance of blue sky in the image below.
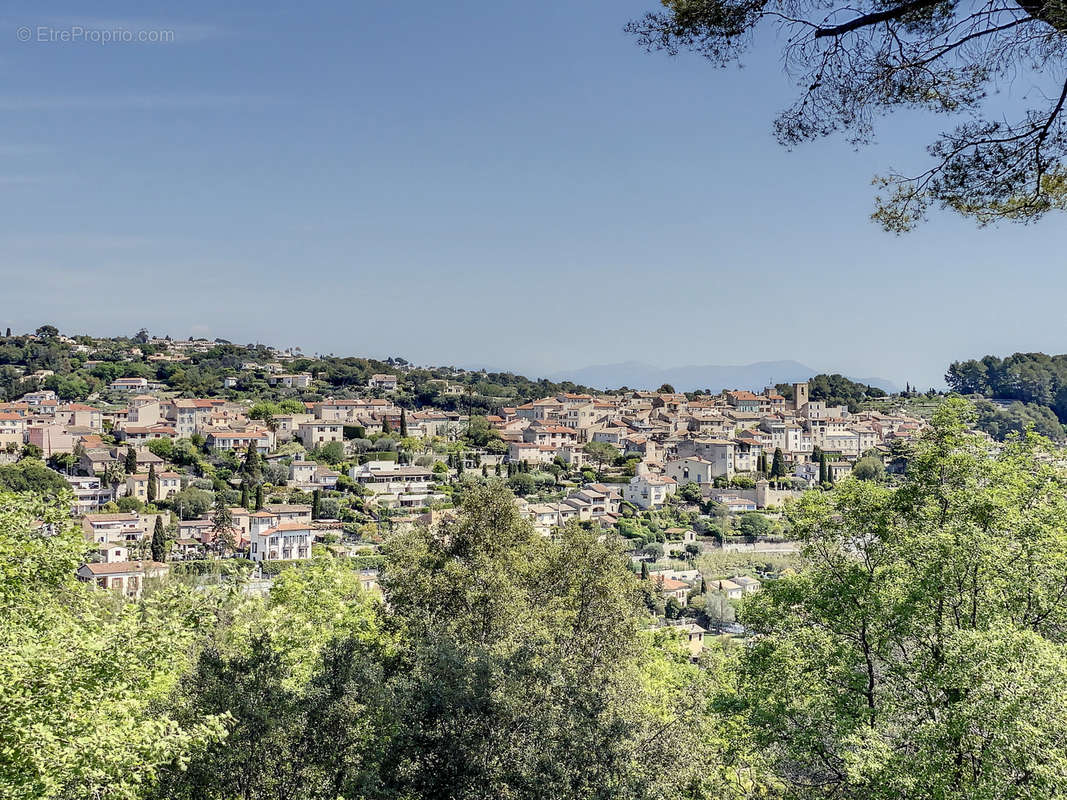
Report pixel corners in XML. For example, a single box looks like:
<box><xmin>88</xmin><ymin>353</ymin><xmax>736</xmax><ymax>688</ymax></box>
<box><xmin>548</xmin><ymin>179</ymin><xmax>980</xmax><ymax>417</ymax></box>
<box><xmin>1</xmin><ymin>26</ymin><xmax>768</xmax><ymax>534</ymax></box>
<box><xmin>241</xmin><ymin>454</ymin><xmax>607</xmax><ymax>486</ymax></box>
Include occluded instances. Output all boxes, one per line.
<box><xmin>2</xmin><ymin>0</ymin><xmax>1065</xmax><ymax>389</ymax></box>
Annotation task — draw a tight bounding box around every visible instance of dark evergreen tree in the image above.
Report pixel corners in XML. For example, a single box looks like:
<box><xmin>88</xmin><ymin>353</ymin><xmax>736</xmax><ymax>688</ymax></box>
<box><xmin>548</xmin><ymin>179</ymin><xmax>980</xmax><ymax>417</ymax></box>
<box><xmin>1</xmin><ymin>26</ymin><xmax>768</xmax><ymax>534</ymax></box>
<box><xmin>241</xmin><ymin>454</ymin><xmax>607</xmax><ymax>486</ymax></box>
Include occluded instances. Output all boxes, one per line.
<box><xmin>770</xmin><ymin>448</ymin><xmax>786</xmax><ymax>478</ymax></box>
<box><xmin>124</xmin><ymin>447</ymin><xmax>137</xmax><ymax>474</ymax></box>
<box><xmin>146</xmin><ymin>463</ymin><xmax>157</xmax><ymax>503</ymax></box>
<box><xmin>399</xmin><ymin>408</ymin><xmax>408</xmax><ymax>437</ymax></box>
<box><xmin>242</xmin><ymin>442</ymin><xmax>260</xmax><ymax>480</ymax></box>
<box><xmin>240</xmin><ymin>481</ymin><xmax>249</xmax><ymax>509</ymax></box>
<box><xmin>254</xmin><ymin>483</ymin><xmax>264</xmax><ymax>511</ymax></box>
<box><xmin>150</xmin><ymin>515</ymin><xmax>166</xmax><ymax>563</ymax></box>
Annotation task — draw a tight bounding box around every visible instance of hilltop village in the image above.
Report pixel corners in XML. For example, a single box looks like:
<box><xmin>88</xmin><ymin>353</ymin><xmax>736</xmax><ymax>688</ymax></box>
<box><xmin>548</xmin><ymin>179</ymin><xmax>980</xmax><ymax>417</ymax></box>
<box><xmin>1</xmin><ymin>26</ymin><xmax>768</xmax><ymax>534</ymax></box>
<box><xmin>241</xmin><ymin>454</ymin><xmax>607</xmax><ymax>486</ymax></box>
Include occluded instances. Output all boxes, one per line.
<box><xmin>0</xmin><ymin>328</ymin><xmax>927</xmax><ymax>629</ymax></box>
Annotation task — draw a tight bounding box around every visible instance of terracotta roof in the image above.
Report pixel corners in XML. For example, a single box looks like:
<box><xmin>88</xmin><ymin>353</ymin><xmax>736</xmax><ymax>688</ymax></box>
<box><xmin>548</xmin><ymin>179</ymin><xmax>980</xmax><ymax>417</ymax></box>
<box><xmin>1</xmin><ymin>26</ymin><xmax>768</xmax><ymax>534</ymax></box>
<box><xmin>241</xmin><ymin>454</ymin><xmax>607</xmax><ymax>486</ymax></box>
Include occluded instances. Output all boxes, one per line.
<box><xmin>658</xmin><ymin>577</ymin><xmax>690</xmax><ymax>592</ymax></box>
<box><xmin>263</xmin><ymin>522</ymin><xmax>314</xmax><ymax>534</ymax></box>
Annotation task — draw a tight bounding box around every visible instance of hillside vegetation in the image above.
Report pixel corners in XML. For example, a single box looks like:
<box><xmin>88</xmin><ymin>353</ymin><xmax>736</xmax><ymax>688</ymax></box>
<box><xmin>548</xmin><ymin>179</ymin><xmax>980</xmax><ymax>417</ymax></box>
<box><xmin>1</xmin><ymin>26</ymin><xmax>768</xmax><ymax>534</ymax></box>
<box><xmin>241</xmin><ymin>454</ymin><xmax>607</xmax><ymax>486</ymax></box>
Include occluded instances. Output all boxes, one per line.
<box><xmin>6</xmin><ymin>400</ymin><xmax>1067</xmax><ymax>799</ymax></box>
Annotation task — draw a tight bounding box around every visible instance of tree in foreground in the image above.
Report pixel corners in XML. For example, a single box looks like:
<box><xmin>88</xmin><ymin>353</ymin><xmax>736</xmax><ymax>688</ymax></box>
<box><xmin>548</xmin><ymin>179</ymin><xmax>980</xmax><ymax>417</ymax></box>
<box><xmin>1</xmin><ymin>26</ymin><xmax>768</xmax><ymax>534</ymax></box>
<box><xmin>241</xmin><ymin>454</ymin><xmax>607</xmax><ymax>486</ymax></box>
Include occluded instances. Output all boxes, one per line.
<box><xmin>210</xmin><ymin>495</ymin><xmax>235</xmax><ymax>554</ymax></box>
<box><xmin>0</xmin><ymin>491</ymin><xmax>225</xmax><ymax>799</ymax></box>
<box><xmin>160</xmin><ymin>482</ymin><xmax>729</xmax><ymax>800</ymax></box>
<box><xmin>380</xmin><ymin>481</ymin><xmax>722</xmax><ymax>799</ymax></box>
<box><xmin>629</xmin><ymin>0</ymin><xmax>1067</xmax><ymax>229</ymax></box>
<box><xmin>732</xmin><ymin>398</ymin><xmax>1067</xmax><ymax>799</ymax></box>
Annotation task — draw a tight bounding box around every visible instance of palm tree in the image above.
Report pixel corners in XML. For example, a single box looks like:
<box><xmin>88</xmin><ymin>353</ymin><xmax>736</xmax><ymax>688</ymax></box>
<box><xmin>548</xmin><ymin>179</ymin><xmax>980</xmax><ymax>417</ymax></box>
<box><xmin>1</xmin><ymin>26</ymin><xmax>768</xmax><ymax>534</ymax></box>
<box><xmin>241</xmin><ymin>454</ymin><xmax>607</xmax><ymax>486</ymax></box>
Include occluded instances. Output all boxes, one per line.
<box><xmin>103</xmin><ymin>462</ymin><xmax>124</xmax><ymax>502</ymax></box>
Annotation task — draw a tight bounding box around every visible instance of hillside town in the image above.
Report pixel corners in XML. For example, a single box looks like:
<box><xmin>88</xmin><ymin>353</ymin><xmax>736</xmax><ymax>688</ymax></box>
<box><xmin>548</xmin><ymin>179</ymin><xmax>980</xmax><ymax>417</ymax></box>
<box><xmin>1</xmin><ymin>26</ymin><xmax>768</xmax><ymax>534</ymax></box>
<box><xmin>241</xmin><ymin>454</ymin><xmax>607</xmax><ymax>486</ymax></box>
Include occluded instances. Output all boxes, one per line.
<box><xmin>0</xmin><ymin>329</ymin><xmax>930</xmax><ymax>634</ymax></box>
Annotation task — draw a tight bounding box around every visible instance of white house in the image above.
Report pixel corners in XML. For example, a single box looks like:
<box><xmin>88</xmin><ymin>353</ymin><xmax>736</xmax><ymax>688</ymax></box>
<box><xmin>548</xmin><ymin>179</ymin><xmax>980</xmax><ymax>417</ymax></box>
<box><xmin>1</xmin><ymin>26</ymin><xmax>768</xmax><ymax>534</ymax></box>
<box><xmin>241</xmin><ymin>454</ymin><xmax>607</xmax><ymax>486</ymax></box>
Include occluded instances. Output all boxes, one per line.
<box><xmin>109</xmin><ymin>377</ymin><xmax>149</xmax><ymax>392</ymax></box>
<box><xmin>367</xmin><ymin>374</ymin><xmax>398</xmax><ymax>390</ymax></box>
<box><xmin>247</xmin><ymin>516</ymin><xmax>314</xmax><ymax>562</ymax></box>
<box><xmin>348</xmin><ymin>461</ymin><xmax>442</xmax><ymax>509</ymax></box>
<box><xmin>624</xmin><ymin>463</ymin><xmax>677</xmax><ymax>509</ymax></box>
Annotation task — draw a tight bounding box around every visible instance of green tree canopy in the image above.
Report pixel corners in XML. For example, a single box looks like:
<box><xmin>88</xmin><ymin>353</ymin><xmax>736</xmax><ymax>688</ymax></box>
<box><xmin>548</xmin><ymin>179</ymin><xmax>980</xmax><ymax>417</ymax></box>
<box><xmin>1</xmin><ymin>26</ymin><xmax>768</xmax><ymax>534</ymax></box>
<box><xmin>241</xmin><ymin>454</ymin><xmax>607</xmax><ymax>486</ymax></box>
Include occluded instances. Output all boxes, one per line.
<box><xmin>733</xmin><ymin>398</ymin><xmax>1067</xmax><ymax>799</ymax></box>
<box><xmin>0</xmin><ymin>491</ymin><xmax>225</xmax><ymax>799</ymax></box>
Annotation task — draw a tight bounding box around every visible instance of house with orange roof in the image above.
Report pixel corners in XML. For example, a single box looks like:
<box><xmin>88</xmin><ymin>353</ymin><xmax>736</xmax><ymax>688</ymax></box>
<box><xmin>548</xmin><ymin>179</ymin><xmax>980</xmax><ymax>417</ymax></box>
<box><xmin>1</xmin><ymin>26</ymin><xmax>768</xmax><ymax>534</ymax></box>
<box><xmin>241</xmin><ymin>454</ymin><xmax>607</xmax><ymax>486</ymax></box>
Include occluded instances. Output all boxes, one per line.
<box><xmin>248</xmin><ymin>516</ymin><xmax>314</xmax><ymax>562</ymax></box>
<box><xmin>0</xmin><ymin>411</ymin><xmax>26</xmax><ymax>448</ymax></box>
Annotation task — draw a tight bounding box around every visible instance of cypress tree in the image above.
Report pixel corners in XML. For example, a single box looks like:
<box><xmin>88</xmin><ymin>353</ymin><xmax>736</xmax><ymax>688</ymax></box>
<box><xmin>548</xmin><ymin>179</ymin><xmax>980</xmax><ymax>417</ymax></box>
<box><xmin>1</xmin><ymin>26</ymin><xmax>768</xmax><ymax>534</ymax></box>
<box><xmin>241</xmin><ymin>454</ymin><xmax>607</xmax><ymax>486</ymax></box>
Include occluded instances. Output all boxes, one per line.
<box><xmin>382</xmin><ymin>417</ymin><xmax>392</xmax><ymax>434</ymax></box>
<box><xmin>150</xmin><ymin>516</ymin><xmax>166</xmax><ymax>563</ymax></box>
<box><xmin>124</xmin><ymin>447</ymin><xmax>138</xmax><ymax>474</ymax></box>
<box><xmin>640</xmin><ymin>561</ymin><xmax>649</xmax><ymax>580</ymax></box>
<box><xmin>146</xmin><ymin>463</ymin><xmax>157</xmax><ymax>503</ymax></box>
<box><xmin>399</xmin><ymin>408</ymin><xmax>408</xmax><ymax>437</ymax></box>
<box><xmin>254</xmin><ymin>483</ymin><xmax>264</xmax><ymax>511</ymax></box>
<box><xmin>240</xmin><ymin>481</ymin><xmax>249</xmax><ymax>509</ymax></box>
<box><xmin>312</xmin><ymin>489</ymin><xmax>322</xmax><ymax>520</ymax></box>
<box><xmin>243</xmin><ymin>442</ymin><xmax>260</xmax><ymax>479</ymax></box>
<box><xmin>771</xmin><ymin>447</ymin><xmax>786</xmax><ymax>478</ymax></box>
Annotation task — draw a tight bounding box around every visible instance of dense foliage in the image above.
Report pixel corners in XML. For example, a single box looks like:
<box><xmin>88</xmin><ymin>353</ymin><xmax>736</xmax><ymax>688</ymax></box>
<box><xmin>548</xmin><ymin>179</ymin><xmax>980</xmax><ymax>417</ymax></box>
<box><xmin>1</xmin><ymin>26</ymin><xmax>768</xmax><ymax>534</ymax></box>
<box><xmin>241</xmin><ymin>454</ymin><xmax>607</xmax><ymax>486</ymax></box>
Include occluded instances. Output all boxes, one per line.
<box><xmin>972</xmin><ymin>397</ymin><xmax>1066</xmax><ymax>441</ymax></box>
<box><xmin>735</xmin><ymin>399</ymin><xmax>1067</xmax><ymax>798</ymax></box>
<box><xmin>947</xmin><ymin>352</ymin><xmax>1067</xmax><ymax>421</ymax></box>
<box><xmin>7</xmin><ymin>399</ymin><xmax>1067</xmax><ymax>799</ymax></box>
<box><xmin>0</xmin><ymin>329</ymin><xmax>597</xmax><ymax>408</ymax></box>
<box><xmin>0</xmin><ymin>491</ymin><xmax>226</xmax><ymax>800</ymax></box>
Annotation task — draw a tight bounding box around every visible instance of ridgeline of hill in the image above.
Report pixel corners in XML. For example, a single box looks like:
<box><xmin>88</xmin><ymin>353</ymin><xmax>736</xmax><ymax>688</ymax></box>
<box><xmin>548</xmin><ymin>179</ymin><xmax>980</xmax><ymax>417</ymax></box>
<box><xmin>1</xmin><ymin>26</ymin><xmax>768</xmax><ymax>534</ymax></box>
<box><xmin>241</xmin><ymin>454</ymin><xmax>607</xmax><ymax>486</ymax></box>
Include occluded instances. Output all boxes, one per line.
<box><xmin>946</xmin><ymin>352</ymin><xmax>1067</xmax><ymax>439</ymax></box>
<box><xmin>6</xmin><ymin>327</ymin><xmax>1067</xmax><ymax>442</ymax></box>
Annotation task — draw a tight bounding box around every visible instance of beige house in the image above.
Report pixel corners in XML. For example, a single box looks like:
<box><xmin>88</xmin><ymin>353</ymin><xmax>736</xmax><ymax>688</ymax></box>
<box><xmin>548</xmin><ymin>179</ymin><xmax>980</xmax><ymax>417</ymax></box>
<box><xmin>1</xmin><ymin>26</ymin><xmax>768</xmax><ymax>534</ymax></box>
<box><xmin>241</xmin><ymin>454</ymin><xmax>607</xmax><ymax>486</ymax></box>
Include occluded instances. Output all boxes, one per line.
<box><xmin>77</xmin><ymin>560</ymin><xmax>169</xmax><ymax>598</ymax></box>
<box><xmin>675</xmin><ymin>621</ymin><xmax>708</xmax><ymax>656</ymax></box>
<box><xmin>297</xmin><ymin>420</ymin><xmax>344</xmax><ymax>448</ymax></box>
<box><xmin>0</xmin><ymin>411</ymin><xmax>26</xmax><ymax>449</ymax></box>
<box><xmin>58</xmin><ymin>403</ymin><xmax>103</xmax><ymax>431</ymax></box>
<box><xmin>125</xmin><ymin>471</ymin><xmax>182</xmax><ymax>502</ymax></box>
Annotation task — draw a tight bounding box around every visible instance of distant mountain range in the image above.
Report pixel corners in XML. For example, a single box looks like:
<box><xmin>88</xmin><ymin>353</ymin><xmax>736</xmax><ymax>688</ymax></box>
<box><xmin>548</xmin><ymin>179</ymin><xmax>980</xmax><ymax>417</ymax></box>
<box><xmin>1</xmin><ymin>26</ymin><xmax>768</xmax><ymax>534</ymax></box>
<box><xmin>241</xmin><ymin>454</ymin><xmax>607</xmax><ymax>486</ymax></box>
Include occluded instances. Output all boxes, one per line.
<box><xmin>532</xmin><ymin>360</ymin><xmax>899</xmax><ymax>394</ymax></box>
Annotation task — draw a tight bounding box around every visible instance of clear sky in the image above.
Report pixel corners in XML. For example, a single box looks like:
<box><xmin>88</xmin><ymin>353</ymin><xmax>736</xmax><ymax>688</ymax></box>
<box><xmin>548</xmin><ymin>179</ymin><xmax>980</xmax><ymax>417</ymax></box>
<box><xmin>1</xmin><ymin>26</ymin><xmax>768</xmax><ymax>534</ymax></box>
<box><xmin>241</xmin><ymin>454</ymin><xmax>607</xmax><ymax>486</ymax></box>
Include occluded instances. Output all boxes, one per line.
<box><xmin>2</xmin><ymin>0</ymin><xmax>1065</xmax><ymax>389</ymax></box>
